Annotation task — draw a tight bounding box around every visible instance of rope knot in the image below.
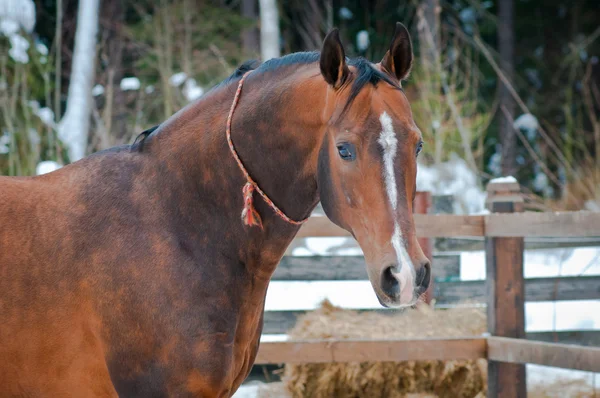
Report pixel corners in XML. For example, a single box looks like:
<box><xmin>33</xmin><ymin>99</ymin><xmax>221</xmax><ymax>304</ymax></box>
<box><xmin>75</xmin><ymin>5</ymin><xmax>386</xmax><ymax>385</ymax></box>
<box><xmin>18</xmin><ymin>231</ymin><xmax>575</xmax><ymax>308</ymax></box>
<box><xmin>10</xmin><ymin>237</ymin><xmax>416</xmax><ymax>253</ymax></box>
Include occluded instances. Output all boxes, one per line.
<box><xmin>241</xmin><ymin>182</ymin><xmax>263</xmax><ymax>229</ymax></box>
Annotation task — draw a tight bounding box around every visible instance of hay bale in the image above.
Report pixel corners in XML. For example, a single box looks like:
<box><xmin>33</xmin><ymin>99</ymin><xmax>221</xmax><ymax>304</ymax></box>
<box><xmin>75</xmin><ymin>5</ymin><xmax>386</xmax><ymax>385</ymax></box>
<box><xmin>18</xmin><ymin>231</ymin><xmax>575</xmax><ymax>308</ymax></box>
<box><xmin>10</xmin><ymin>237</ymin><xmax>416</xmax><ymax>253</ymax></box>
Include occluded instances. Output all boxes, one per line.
<box><xmin>281</xmin><ymin>300</ymin><xmax>487</xmax><ymax>398</ymax></box>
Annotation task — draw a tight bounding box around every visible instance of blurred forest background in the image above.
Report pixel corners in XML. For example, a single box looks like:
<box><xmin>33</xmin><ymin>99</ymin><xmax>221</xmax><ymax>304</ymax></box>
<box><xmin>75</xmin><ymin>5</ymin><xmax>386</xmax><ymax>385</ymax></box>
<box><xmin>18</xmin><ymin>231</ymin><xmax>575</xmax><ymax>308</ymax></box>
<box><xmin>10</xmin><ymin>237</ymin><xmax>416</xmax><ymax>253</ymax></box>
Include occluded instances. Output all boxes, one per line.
<box><xmin>1</xmin><ymin>0</ymin><xmax>599</xmax><ymax>212</ymax></box>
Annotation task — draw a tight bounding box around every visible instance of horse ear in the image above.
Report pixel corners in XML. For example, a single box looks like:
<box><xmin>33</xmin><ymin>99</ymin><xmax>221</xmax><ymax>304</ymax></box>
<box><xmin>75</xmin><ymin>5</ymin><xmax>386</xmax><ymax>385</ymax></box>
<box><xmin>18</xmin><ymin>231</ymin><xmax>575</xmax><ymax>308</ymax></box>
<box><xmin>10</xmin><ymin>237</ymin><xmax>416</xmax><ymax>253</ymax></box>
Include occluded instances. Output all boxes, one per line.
<box><xmin>381</xmin><ymin>22</ymin><xmax>413</xmax><ymax>82</ymax></box>
<box><xmin>320</xmin><ymin>28</ymin><xmax>349</xmax><ymax>88</ymax></box>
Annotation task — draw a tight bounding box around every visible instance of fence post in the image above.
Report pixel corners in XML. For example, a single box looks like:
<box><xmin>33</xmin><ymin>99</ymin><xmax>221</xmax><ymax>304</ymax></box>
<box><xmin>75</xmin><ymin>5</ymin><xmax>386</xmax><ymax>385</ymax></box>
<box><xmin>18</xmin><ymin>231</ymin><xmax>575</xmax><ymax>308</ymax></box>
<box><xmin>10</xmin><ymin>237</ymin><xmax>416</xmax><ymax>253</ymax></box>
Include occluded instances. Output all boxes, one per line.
<box><xmin>485</xmin><ymin>179</ymin><xmax>526</xmax><ymax>398</ymax></box>
<box><xmin>414</xmin><ymin>191</ymin><xmax>433</xmax><ymax>304</ymax></box>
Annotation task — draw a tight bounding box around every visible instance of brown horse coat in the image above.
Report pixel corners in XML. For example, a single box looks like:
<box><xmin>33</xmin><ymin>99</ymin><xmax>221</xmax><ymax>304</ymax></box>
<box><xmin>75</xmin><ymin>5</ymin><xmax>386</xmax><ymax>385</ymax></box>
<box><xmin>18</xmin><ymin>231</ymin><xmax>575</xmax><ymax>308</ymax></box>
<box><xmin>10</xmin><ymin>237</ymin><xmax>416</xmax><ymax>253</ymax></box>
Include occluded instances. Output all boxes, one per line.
<box><xmin>0</xmin><ymin>24</ymin><xmax>429</xmax><ymax>397</ymax></box>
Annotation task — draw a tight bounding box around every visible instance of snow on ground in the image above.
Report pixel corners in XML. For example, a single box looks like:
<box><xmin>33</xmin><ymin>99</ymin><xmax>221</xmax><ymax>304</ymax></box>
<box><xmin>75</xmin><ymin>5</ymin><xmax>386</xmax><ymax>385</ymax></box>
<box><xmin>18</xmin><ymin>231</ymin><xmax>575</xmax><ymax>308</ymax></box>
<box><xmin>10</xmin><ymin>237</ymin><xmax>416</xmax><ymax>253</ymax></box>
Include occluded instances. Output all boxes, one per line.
<box><xmin>120</xmin><ymin>77</ymin><xmax>140</xmax><ymax>91</ymax></box>
<box><xmin>35</xmin><ymin>160</ymin><xmax>61</xmax><ymax>175</ymax></box>
<box><xmin>416</xmin><ymin>154</ymin><xmax>488</xmax><ymax>214</ymax></box>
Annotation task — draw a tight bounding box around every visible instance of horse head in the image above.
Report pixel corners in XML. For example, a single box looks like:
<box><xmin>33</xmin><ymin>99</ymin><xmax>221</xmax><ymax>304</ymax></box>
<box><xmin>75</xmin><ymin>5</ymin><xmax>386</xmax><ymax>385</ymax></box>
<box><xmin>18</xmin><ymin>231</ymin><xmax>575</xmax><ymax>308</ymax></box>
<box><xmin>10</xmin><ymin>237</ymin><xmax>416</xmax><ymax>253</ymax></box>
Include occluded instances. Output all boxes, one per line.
<box><xmin>316</xmin><ymin>23</ymin><xmax>431</xmax><ymax>307</ymax></box>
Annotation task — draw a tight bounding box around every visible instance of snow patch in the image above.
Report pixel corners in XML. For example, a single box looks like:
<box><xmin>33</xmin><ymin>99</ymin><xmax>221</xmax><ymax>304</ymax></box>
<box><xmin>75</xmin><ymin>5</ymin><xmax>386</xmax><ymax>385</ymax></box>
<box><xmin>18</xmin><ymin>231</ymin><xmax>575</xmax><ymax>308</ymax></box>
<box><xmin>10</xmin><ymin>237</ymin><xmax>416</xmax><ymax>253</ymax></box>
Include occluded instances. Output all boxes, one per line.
<box><xmin>513</xmin><ymin>113</ymin><xmax>539</xmax><ymax>136</ymax></box>
<box><xmin>0</xmin><ymin>0</ymin><xmax>36</xmax><ymax>33</ymax></box>
<box><xmin>92</xmin><ymin>84</ymin><xmax>104</xmax><ymax>96</ymax></box>
<box><xmin>36</xmin><ymin>160</ymin><xmax>61</xmax><ymax>175</ymax></box>
<box><xmin>183</xmin><ymin>78</ymin><xmax>204</xmax><ymax>101</ymax></box>
<box><xmin>584</xmin><ymin>200</ymin><xmax>600</xmax><ymax>212</ymax></box>
<box><xmin>339</xmin><ymin>7</ymin><xmax>353</xmax><ymax>20</ymax></box>
<box><xmin>356</xmin><ymin>30</ymin><xmax>370</xmax><ymax>52</ymax></box>
<box><xmin>169</xmin><ymin>72</ymin><xmax>187</xmax><ymax>87</ymax></box>
<box><xmin>36</xmin><ymin>107</ymin><xmax>55</xmax><ymax>128</ymax></box>
<box><xmin>0</xmin><ymin>18</ymin><xmax>19</xmax><ymax>35</ymax></box>
<box><xmin>35</xmin><ymin>41</ymin><xmax>47</xmax><ymax>55</ymax></box>
<box><xmin>417</xmin><ymin>154</ymin><xmax>487</xmax><ymax>214</ymax></box>
<box><xmin>8</xmin><ymin>33</ymin><xmax>29</xmax><ymax>63</ymax></box>
<box><xmin>120</xmin><ymin>77</ymin><xmax>140</xmax><ymax>91</ymax></box>
<box><xmin>0</xmin><ymin>132</ymin><xmax>11</xmax><ymax>154</ymax></box>
<box><xmin>489</xmin><ymin>175</ymin><xmax>517</xmax><ymax>183</ymax></box>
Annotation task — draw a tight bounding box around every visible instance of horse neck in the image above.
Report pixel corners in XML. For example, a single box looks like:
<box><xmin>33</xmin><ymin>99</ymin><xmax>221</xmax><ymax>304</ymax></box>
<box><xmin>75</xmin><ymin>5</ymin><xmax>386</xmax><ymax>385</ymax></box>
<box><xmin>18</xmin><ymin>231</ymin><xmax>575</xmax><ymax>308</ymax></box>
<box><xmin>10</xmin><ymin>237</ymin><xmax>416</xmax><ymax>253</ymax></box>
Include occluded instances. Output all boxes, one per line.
<box><xmin>148</xmin><ymin>66</ymin><xmax>328</xmax><ymax>278</ymax></box>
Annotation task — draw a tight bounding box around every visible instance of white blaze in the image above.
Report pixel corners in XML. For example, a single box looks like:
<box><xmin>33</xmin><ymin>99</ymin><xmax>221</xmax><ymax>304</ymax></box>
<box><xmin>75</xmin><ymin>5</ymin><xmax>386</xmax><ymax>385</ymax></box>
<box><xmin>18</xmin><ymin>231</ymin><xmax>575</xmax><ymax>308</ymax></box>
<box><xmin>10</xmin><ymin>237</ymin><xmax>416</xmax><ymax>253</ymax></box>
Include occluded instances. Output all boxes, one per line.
<box><xmin>378</xmin><ymin>112</ymin><xmax>415</xmax><ymax>304</ymax></box>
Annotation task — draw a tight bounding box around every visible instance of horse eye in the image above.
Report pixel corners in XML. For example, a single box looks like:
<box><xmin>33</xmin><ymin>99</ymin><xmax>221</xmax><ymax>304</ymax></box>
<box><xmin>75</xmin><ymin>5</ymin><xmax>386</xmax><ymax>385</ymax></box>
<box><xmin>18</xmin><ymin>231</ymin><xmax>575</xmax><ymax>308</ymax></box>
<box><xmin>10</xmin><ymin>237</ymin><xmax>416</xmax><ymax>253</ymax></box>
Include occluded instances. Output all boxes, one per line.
<box><xmin>337</xmin><ymin>143</ymin><xmax>356</xmax><ymax>161</ymax></box>
<box><xmin>416</xmin><ymin>142</ymin><xmax>423</xmax><ymax>157</ymax></box>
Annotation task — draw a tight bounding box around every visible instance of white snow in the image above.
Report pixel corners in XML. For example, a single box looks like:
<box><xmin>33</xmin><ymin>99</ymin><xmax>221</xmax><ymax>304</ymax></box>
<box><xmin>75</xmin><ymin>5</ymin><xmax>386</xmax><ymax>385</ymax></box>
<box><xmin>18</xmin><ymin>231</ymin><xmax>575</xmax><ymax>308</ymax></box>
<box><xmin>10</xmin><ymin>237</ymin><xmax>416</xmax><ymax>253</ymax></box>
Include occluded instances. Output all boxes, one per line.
<box><xmin>145</xmin><ymin>85</ymin><xmax>155</xmax><ymax>94</ymax></box>
<box><xmin>489</xmin><ymin>175</ymin><xmax>517</xmax><ymax>183</ymax></box>
<box><xmin>0</xmin><ymin>18</ymin><xmax>18</xmax><ymax>35</ymax></box>
<box><xmin>460</xmin><ymin>247</ymin><xmax>600</xmax><ymax>281</ymax></box>
<box><xmin>356</xmin><ymin>30</ymin><xmax>370</xmax><ymax>52</ymax></box>
<box><xmin>35</xmin><ymin>160</ymin><xmax>61</xmax><ymax>175</ymax></box>
<box><xmin>585</xmin><ymin>200</ymin><xmax>600</xmax><ymax>212</ymax></box>
<box><xmin>0</xmin><ymin>132</ymin><xmax>11</xmax><ymax>154</ymax></box>
<box><xmin>0</xmin><ymin>0</ymin><xmax>36</xmax><ymax>34</ymax></box>
<box><xmin>35</xmin><ymin>41</ymin><xmax>47</xmax><ymax>55</ymax></box>
<box><xmin>232</xmin><ymin>384</ymin><xmax>261</xmax><ymax>398</ymax></box>
<box><xmin>513</xmin><ymin>113</ymin><xmax>539</xmax><ymax>135</ymax></box>
<box><xmin>91</xmin><ymin>84</ymin><xmax>104</xmax><ymax>96</ymax></box>
<box><xmin>120</xmin><ymin>77</ymin><xmax>140</xmax><ymax>91</ymax></box>
<box><xmin>8</xmin><ymin>33</ymin><xmax>29</xmax><ymax>63</ymax></box>
<box><xmin>338</xmin><ymin>7</ymin><xmax>353</xmax><ymax>20</ymax></box>
<box><xmin>417</xmin><ymin>154</ymin><xmax>487</xmax><ymax>214</ymax></box>
<box><xmin>169</xmin><ymin>72</ymin><xmax>187</xmax><ymax>87</ymax></box>
<box><xmin>36</xmin><ymin>107</ymin><xmax>55</xmax><ymax>128</ymax></box>
<box><xmin>266</xmin><ymin>281</ymin><xmax>381</xmax><ymax>311</ymax></box>
<box><xmin>183</xmin><ymin>78</ymin><xmax>204</xmax><ymax>101</ymax></box>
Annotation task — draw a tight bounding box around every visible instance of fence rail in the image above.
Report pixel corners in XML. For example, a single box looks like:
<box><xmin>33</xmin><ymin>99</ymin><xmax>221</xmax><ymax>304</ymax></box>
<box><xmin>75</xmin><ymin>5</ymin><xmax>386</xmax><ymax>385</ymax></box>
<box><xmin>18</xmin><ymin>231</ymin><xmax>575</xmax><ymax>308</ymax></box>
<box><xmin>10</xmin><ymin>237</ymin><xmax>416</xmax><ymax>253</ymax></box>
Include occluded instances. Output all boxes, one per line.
<box><xmin>255</xmin><ymin>337</ymin><xmax>600</xmax><ymax>373</ymax></box>
<box><xmin>295</xmin><ymin>211</ymin><xmax>600</xmax><ymax>239</ymax></box>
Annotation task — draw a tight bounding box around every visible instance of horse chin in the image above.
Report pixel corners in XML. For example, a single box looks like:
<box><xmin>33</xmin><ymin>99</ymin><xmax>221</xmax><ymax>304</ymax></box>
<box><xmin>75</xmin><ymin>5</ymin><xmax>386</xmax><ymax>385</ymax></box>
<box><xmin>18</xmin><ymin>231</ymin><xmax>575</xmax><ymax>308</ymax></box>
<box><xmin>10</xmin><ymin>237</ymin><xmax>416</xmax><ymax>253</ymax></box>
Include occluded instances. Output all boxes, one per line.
<box><xmin>374</xmin><ymin>290</ymin><xmax>418</xmax><ymax>309</ymax></box>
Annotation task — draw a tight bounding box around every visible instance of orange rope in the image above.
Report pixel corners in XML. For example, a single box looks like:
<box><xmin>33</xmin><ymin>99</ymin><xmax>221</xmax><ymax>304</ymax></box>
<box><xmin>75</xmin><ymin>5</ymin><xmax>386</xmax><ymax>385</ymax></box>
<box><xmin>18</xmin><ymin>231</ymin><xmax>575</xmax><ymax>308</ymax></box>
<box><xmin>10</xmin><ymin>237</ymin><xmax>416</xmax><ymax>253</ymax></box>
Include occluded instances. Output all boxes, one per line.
<box><xmin>226</xmin><ymin>71</ymin><xmax>309</xmax><ymax>228</ymax></box>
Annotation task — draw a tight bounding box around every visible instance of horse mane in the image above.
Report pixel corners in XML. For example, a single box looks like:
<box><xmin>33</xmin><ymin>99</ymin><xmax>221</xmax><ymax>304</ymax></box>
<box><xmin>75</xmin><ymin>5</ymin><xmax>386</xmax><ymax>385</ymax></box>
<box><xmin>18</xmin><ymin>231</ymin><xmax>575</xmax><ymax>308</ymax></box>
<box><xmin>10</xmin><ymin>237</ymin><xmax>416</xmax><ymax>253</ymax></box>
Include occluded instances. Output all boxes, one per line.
<box><xmin>131</xmin><ymin>52</ymin><xmax>400</xmax><ymax>152</ymax></box>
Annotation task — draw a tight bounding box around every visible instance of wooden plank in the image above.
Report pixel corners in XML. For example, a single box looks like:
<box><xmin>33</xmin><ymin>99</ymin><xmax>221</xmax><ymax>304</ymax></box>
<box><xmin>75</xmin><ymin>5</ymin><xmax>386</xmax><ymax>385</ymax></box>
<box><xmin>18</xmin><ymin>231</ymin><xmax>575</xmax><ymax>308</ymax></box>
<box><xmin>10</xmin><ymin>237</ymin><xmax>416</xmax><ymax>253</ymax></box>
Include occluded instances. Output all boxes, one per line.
<box><xmin>296</xmin><ymin>217</ymin><xmax>349</xmax><ymax>238</ymax></box>
<box><xmin>295</xmin><ymin>215</ymin><xmax>485</xmax><ymax>238</ymax></box>
<box><xmin>486</xmin><ymin>211</ymin><xmax>600</xmax><ymax>237</ymax></box>
<box><xmin>272</xmin><ymin>254</ymin><xmax>460</xmax><ymax>281</ymax></box>
<box><xmin>527</xmin><ymin>330</ymin><xmax>600</xmax><ymax>347</ymax></box>
<box><xmin>293</xmin><ymin>212</ymin><xmax>600</xmax><ymax>241</ymax></box>
<box><xmin>488</xmin><ymin>336</ymin><xmax>600</xmax><ymax>372</ymax></box>
<box><xmin>415</xmin><ymin>214</ymin><xmax>485</xmax><ymax>237</ymax></box>
<box><xmin>485</xmin><ymin>183</ymin><xmax>526</xmax><ymax>398</ymax></box>
<box><xmin>433</xmin><ymin>236</ymin><xmax>600</xmax><ymax>252</ymax></box>
<box><xmin>254</xmin><ymin>337</ymin><xmax>487</xmax><ymax>364</ymax></box>
<box><xmin>251</xmin><ymin>331</ymin><xmax>600</xmax><ymax>381</ymax></box>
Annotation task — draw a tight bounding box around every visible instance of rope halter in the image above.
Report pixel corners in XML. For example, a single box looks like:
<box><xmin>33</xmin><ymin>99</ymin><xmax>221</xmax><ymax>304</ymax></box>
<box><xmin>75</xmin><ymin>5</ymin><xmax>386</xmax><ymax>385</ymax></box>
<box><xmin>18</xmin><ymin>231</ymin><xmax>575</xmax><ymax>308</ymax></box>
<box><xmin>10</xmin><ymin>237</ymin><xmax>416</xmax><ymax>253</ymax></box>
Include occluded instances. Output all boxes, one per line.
<box><xmin>225</xmin><ymin>71</ymin><xmax>309</xmax><ymax>229</ymax></box>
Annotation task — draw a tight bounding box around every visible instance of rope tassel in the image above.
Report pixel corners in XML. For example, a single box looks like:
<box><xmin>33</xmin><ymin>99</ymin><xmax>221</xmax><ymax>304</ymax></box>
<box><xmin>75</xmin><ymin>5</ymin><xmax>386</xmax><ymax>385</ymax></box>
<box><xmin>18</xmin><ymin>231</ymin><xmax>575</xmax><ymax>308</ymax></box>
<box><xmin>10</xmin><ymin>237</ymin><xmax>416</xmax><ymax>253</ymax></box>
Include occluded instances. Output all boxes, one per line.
<box><xmin>241</xmin><ymin>182</ymin><xmax>263</xmax><ymax>229</ymax></box>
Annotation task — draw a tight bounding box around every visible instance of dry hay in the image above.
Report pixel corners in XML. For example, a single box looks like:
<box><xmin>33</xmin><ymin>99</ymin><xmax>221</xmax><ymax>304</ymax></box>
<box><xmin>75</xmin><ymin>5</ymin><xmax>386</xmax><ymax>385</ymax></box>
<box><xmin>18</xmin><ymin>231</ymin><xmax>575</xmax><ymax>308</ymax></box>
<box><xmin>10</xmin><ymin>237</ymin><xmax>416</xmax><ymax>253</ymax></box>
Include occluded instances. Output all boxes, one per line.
<box><xmin>280</xmin><ymin>300</ymin><xmax>488</xmax><ymax>398</ymax></box>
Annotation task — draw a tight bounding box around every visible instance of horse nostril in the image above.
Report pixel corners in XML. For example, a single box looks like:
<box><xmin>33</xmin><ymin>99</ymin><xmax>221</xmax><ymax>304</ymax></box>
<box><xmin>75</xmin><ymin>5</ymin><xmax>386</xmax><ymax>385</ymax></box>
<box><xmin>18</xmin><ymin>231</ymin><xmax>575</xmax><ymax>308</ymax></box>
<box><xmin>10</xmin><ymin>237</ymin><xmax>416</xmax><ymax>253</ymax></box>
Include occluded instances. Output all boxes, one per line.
<box><xmin>416</xmin><ymin>261</ymin><xmax>431</xmax><ymax>290</ymax></box>
<box><xmin>381</xmin><ymin>265</ymin><xmax>401</xmax><ymax>297</ymax></box>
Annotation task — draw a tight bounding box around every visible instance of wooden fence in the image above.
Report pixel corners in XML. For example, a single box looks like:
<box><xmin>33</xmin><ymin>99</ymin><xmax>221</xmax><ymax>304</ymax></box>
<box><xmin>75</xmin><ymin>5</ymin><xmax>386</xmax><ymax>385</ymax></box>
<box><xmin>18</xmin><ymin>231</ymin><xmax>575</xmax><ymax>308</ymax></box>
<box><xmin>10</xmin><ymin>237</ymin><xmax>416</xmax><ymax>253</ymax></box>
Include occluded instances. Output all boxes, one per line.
<box><xmin>252</xmin><ymin>180</ymin><xmax>600</xmax><ymax>398</ymax></box>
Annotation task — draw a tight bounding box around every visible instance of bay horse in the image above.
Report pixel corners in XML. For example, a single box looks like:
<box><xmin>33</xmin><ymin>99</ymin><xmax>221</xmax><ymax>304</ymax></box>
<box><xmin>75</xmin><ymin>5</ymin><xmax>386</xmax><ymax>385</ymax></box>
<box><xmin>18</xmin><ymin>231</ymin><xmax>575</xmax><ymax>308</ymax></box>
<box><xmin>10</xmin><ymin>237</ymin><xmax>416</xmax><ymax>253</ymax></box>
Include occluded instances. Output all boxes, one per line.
<box><xmin>0</xmin><ymin>23</ymin><xmax>430</xmax><ymax>397</ymax></box>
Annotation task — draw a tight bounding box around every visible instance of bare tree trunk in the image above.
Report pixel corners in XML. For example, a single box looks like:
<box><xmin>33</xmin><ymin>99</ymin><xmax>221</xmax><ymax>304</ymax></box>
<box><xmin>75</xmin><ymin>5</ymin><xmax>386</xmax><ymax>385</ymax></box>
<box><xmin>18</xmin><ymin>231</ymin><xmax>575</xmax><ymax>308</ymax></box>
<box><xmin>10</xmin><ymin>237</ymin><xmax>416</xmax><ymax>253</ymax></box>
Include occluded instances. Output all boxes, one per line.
<box><xmin>103</xmin><ymin>0</ymin><xmax>126</xmax><ymax>143</ymax></box>
<box><xmin>498</xmin><ymin>0</ymin><xmax>517</xmax><ymax>176</ymax></box>
<box><xmin>241</xmin><ymin>0</ymin><xmax>260</xmax><ymax>57</ymax></box>
<box><xmin>58</xmin><ymin>0</ymin><xmax>100</xmax><ymax>162</ymax></box>
<box><xmin>259</xmin><ymin>0</ymin><xmax>280</xmax><ymax>61</ymax></box>
<box><xmin>417</xmin><ymin>0</ymin><xmax>442</xmax><ymax>164</ymax></box>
